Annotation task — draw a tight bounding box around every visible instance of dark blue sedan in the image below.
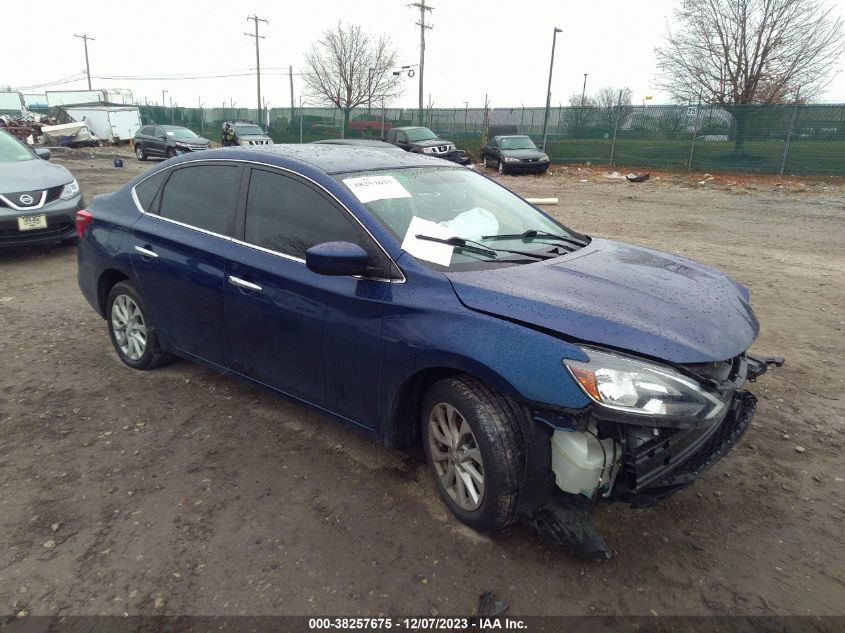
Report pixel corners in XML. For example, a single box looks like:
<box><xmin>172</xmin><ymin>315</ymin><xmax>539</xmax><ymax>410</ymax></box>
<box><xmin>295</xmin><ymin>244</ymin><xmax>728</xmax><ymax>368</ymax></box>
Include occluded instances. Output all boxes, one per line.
<box><xmin>76</xmin><ymin>145</ymin><xmax>778</xmax><ymax>555</ymax></box>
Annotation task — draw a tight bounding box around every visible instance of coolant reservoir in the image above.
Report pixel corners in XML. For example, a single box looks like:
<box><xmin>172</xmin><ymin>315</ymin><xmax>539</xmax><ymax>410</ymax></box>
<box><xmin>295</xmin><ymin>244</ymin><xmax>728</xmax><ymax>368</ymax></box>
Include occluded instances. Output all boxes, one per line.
<box><xmin>550</xmin><ymin>429</ymin><xmax>618</xmax><ymax>498</ymax></box>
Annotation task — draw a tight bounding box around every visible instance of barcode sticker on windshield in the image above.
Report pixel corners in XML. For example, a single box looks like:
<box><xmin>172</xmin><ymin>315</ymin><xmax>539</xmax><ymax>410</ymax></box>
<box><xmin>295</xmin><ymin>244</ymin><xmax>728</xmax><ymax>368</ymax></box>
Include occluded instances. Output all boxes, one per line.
<box><xmin>343</xmin><ymin>175</ymin><xmax>412</xmax><ymax>204</ymax></box>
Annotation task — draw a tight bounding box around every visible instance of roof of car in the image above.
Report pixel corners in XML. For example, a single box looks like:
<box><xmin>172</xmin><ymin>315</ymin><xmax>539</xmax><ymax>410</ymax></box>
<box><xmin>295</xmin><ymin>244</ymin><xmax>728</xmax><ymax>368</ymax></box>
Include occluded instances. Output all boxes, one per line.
<box><xmin>310</xmin><ymin>139</ymin><xmax>403</xmax><ymax>150</ymax></box>
<box><xmin>160</xmin><ymin>124</ymin><xmax>190</xmax><ymax>129</ymax></box>
<box><xmin>205</xmin><ymin>143</ymin><xmax>453</xmax><ymax>174</ymax></box>
<box><xmin>392</xmin><ymin>126</ymin><xmax>430</xmax><ymax>131</ymax></box>
<box><xmin>494</xmin><ymin>134</ymin><xmax>530</xmax><ymax>139</ymax></box>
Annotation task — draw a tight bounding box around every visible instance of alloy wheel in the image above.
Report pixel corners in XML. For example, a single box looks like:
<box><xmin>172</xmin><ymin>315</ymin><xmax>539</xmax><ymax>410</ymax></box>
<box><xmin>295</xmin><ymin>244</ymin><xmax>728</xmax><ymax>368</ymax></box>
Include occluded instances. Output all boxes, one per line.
<box><xmin>427</xmin><ymin>402</ymin><xmax>485</xmax><ymax>511</ymax></box>
<box><xmin>111</xmin><ymin>294</ymin><xmax>147</xmax><ymax>361</ymax></box>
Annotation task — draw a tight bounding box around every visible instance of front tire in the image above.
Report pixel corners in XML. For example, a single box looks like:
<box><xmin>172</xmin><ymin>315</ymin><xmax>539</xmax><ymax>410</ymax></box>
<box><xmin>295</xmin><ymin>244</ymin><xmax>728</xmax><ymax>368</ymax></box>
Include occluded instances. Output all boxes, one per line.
<box><xmin>498</xmin><ymin>158</ymin><xmax>506</xmax><ymax>175</ymax></box>
<box><xmin>135</xmin><ymin>144</ymin><xmax>147</xmax><ymax>161</ymax></box>
<box><xmin>422</xmin><ymin>376</ymin><xmax>524</xmax><ymax>532</ymax></box>
<box><xmin>166</xmin><ymin>148</ymin><xmax>177</xmax><ymax>159</ymax></box>
<box><xmin>106</xmin><ymin>281</ymin><xmax>172</xmax><ymax>370</ymax></box>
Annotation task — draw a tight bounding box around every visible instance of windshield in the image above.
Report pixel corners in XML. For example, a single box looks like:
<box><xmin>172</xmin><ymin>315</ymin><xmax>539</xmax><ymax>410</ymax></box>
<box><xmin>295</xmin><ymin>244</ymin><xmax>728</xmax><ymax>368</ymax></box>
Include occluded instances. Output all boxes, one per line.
<box><xmin>166</xmin><ymin>127</ymin><xmax>199</xmax><ymax>139</ymax></box>
<box><xmin>405</xmin><ymin>128</ymin><xmax>438</xmax><ymax>142</ymax></box>
<box><xmin>235</xmin><ymin>125</ymin><xmax>265</xmax><ymax>136</ymax></box>
<box><xmin>500</xmin><ymin>136</ymin><xmax>537</xmax><ymax>150</ymax></box>
<box><xmin>0</xmin><ymin>131</ymin><xmax>35</xmax><ymax>163</ymax></box>
<box><xmin>338</xmin><ymin>167</ymin><xmax>581</xmax><ymax>271</ymax></box>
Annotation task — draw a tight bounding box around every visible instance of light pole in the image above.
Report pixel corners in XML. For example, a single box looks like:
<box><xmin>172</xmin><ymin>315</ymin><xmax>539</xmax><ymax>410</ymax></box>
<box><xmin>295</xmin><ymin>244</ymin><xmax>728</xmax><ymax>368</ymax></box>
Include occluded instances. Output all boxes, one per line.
<box><xmin>581</xmin><ymin>73</ymin><xmax>588</xmax><ymax>107</ymax></box>
<box><xmin>541</xmin><ymin>27</ymin><xmax>562</xmax><ymax>150</ymax></box>
<box><xmin>463</xmin><ymin>101</ymin><xmax>468</xmax><ymax>132</ymax></box>
<box><xmin>161</xmin><ymin>90</ymin><xmax>167</xmax><ymax>108</ymax></box>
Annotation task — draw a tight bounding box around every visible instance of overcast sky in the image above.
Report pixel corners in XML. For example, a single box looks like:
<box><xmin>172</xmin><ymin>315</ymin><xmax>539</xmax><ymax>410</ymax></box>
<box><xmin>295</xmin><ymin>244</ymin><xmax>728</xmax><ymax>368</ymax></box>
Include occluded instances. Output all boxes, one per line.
<box><xmin>5</xmin><ymin>0</ymin><xmax>845</xmax><ymax>110</ymax></box>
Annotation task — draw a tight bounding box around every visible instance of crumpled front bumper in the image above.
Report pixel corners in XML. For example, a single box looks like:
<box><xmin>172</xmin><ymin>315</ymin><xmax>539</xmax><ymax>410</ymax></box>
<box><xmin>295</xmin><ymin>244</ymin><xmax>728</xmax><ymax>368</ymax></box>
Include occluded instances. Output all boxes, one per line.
<box><xmin>615</xmin><ymin>390</ymin><xmax>757</xmax><ymax>507</ymax></box>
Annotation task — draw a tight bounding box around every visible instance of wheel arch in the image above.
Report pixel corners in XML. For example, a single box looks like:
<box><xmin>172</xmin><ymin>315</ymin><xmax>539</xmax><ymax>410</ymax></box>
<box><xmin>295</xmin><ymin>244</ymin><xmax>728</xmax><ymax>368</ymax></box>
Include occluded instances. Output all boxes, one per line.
<box><xmin>382</xmin><ymin>359</ymin><xmax>520</xmax><ymax>450</ymax></box>
<box><xmin>97</xmin><ymin>268</ymin><xmax>130</xmax><ymax>317</ymax></box>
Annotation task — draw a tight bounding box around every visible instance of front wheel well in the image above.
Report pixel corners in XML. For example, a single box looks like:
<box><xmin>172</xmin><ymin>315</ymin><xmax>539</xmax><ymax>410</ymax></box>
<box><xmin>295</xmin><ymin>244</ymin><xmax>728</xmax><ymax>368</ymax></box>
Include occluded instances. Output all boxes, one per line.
<box><xmin>97</xmin><ymin>269</ymin><xmax>129</xmax><ymax>316</ymax></box>
<box><xmin>387</xmin><ymin>368</ymin><xmax>463</xmax><ymax>450</ymax></box>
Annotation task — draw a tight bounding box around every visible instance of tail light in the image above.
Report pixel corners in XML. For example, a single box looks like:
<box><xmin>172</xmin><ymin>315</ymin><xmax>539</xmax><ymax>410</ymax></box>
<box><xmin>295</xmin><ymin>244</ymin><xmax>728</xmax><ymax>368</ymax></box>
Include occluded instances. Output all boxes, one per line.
<box><xmin>75</xmin><ymin>209</ymin><xmax>93</xmax><ymax>237</ymax></box>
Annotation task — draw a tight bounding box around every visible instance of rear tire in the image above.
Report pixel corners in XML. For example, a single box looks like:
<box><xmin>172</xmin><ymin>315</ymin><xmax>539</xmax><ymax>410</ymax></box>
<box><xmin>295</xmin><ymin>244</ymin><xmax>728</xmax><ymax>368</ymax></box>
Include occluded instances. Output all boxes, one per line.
<box><xmin>421</xmin><ymin>375</ymin><xmax>525</xmax><ymax>532</ymax></box>
<box><xmin>106</xmin><ymin>281</ymin><xmax>172</xmax><ymax>370</ymax></box>
<box><xmin>135</xmin><ymin>144</ymin><xmax>147</xmax><ymax>161</ymax></box>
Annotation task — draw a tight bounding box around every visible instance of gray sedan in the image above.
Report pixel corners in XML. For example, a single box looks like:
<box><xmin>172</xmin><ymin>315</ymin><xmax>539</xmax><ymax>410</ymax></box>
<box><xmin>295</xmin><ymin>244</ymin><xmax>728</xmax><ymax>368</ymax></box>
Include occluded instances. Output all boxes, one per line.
<box><xmin>0</xmin><ymin>130</ymin><xmax>84</xmax><ymax>246</ymax></box>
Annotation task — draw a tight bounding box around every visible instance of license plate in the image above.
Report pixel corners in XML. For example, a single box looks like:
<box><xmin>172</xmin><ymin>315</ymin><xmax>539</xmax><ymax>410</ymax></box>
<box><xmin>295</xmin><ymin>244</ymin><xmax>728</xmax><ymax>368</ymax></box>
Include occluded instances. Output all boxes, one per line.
<box><xmin>17</xmin><ymin>214</ymin><xmax>47</xmax><ymax>231</ymax></box>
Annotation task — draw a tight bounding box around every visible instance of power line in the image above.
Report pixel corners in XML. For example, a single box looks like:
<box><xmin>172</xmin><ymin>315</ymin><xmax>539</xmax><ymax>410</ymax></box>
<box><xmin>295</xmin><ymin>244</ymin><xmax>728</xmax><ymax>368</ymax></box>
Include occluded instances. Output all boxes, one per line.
<box><xmin>73</xmin><ymin>33</ymin><xmax>95</xmax><ymax>90</ymax></box>
<box><xmin>245</xmin><ymin>14</ymin><xmax>269</xmax><ymax>124</ymax></box>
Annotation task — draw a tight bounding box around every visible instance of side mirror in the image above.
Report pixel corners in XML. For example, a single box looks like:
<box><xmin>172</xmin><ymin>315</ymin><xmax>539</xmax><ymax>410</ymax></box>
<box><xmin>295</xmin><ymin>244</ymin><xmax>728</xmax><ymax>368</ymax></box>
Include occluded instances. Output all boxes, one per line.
<box><xmin>306</xmin><ymin>242</ymin><xmax>370</xmax><ymax>277</ymax></box>
<box><xmin>35</xmin><ymin>148</ymin><xmax>51</xmax><ymax>160</ymax></box>
<box><xmin>159</xmin><ymin>135</ymin><xmax>167</xmax><ymax>140</ymax></box>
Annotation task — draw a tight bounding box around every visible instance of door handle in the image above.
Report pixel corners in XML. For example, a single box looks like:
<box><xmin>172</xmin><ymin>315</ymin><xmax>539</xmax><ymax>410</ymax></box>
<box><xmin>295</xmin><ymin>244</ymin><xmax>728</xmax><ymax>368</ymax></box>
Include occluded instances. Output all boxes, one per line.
<box><xmin>134</xmin><ymin>245</ymin><xmax>158</xmax><ymax>258</ymax></box>
<box><xmin>228</xmin><ymin>276</ymin><xmax>262</xmax><ymax>292</ymax></box>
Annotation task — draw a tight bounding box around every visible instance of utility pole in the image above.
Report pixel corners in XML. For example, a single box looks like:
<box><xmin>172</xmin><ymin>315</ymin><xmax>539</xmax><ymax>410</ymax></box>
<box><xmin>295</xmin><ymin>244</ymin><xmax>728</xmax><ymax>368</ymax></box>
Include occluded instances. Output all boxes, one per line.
<box><xmin>409</xmin><ymin>0</ymin><xmax>433</xmax><ymax>125</ymax></box>
<box><xmin>581</xmin><ymin>73</ymin><xmax>588</xmax><ymax>107</ymax></box>
<box><xmin>541</xmin><ymin>27</ymin><xmax>562</xmax><ymax>150</ymax></box>
<box><xmin>289</xmin><ymin>65</ymin><xmax>295</xmax><ymax>124</ymax></box>
<box><xmin>74</xmin><ymin>34</ymin><xmax>95</xmax><ymax>90</ymax></box>
<box><xmin>245</xmin><ymin>14</ymin><xmax>268</xmax><ymax>125</ymax></box>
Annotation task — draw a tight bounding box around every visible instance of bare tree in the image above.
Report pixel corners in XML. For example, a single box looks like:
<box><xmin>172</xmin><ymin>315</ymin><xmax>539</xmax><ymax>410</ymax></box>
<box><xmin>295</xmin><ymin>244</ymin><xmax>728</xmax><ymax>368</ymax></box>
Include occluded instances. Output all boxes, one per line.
<box><xmin>655</xmin><ymin>0</ymin><xmax>844</xmax><ymax>148</ymax></box>
<box><xmin>304</xmin><ymin>23</ymin><xmax>404</xmax><ymax>131</ymax></box>
<box><xmin>595</xmin><ymin>87</ymin><xmax>633</xmax><ymax>129</ymax></box>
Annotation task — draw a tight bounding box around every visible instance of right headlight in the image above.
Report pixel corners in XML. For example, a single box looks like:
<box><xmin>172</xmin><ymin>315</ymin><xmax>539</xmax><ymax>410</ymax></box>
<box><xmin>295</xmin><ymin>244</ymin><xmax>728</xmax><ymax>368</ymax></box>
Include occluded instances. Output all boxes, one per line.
<box><xmin>504</xmin><ymin>156</ymin><xmax>520</xmax><ymax>162</ymax></box>
<box><xmin>421</xmin><ymin>146</ymin><xmax>436</xmax><ymax>154</ymax></box>
<box><xmin>563</xmin><ymin>346</ymin><xmax>728</xmax><ymax>424</ymax></box>
<box><xmin>60</xmin><ymin>179</ymin><xmax>80</xmax><ymax>200</ymax></box>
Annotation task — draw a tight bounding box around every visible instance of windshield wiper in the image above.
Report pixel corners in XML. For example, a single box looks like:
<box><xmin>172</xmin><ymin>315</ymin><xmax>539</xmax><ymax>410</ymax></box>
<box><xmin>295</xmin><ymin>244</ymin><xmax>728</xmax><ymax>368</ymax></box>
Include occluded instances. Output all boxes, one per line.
<box><xmin>415</xmin><ymin>235</ymin><xmax>498</xmax><ymax>258</ymax></box>
<box><xmin>414</xmin><ymin>234</ymin><xmax>554</xmax><ymax>260</ymax></box>
<box><xmin>481</xmin><ymin>229</ymin><xmax>589</xmax><ymax>248</ymax></box>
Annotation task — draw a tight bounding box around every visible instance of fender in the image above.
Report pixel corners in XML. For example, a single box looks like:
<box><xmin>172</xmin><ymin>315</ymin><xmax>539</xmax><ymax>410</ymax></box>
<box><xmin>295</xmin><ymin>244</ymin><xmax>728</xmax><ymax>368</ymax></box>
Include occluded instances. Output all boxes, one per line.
<box><xmin>377</xmin><ymin>276</ymin><xmax>591</xmax><ymax>444</ymax></box>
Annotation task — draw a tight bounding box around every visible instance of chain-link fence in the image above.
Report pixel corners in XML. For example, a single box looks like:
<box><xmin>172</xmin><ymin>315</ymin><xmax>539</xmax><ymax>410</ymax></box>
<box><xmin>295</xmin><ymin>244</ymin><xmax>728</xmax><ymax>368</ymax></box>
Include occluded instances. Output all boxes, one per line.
<box><xmin>136</xmin><ymin>102</ymin><xmax>845</xmax><ymax>175</ymax></box>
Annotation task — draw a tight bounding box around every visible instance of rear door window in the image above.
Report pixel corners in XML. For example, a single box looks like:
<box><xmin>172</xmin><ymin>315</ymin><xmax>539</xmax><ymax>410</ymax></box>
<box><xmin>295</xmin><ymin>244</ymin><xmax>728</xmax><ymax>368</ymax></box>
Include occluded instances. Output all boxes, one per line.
<box><xmin>158</xmin><ymin>164</ymin><xmax>241</xmax><ymax>235</ymax></box>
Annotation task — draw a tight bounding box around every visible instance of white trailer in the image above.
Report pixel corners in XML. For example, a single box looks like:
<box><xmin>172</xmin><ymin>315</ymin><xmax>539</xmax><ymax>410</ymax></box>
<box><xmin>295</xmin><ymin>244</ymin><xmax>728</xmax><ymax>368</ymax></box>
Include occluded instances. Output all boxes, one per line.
<box><xmin>0</xmin><ymin>92</ymin><xmax>24</xmax><ymax>114</ymax></box>
<box><xmin>62</xmin><ymin>105</ymin><xmax>142</xmax><ymax>142</ymax></box>
<box><xmin>46</xmin><ymin>90</ymin><xmax>107</xmax><ymax>107</ymax></box>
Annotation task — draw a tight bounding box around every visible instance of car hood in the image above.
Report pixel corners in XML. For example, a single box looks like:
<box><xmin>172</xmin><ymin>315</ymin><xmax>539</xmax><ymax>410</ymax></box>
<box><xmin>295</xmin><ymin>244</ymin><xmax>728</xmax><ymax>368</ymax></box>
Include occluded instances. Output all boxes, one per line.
<box><xmin>500</xmin><ymin>148</ymin><xmax>546</xmax><ymax>159</ymax></box>
<box><xmin>0</xmin><ymin>159</ymin><xmax>74</xmax><ymax>193</ymax></box>
<box><xmin>175</xmin><ymin>137</ymin><xmax>209</xmax><ymax>145</ymax></box>
<box><xmin>445</xmin><ymin>238</ymin><xmax>759</xmax><ymax>364</ymax></box>
<box><xmin>414</xmin><ymin>138</ymin><xmax>452</xmax><ymax>147</ymax></box>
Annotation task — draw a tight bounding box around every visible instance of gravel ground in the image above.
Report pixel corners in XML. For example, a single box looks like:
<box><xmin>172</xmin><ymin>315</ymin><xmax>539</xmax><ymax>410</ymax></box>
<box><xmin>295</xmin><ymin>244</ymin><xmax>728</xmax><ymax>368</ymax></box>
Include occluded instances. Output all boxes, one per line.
<box><xmin>1</xmin><ymin>147</ymin><xmax>843</xmax><ymax>618</ymax></box>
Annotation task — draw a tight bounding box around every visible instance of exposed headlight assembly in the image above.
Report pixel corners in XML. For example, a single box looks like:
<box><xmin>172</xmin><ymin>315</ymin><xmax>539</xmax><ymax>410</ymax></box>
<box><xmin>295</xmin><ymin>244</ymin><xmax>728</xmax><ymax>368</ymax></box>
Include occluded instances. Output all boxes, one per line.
<box><xmin>504</xmin><ymin>156</ymin><xmax>521</xmax><ymax>162</ymax></box>
<box><xmin>421</xmin><ymin>146</ymin><xmax>436</xmax><ymax>154</ymax></box>
<box><xmin>540</xmin><ymin>154</ymin><xmax>550</xmax><ymax>161</ymax></box>
<box><xmin>60</xmin><ymin>179</ymin><xmax>80</xmax><ymax>200</ymax></box>
<box><xmin>564</xmin><ymin>347</ymin><xmax>729</xmax><ymax>425</ymax></box>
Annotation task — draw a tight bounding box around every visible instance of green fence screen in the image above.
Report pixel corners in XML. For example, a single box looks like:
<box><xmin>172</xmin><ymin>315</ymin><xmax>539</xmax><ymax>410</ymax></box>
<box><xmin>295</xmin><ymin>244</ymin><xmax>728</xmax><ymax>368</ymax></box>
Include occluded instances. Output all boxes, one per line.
<box><xmin>135</xmin><ymin>103</ymin><xmax>845</xmax><ymax>176</ymax></box>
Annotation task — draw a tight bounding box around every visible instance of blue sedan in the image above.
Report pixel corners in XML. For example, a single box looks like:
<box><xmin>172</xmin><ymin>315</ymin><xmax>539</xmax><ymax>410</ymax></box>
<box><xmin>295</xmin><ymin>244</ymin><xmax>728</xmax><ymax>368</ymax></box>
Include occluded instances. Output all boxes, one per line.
<box><xmin>76</xmin><ymin>145</ymin><xmax>778</xmax><ymax>556</ymax></box>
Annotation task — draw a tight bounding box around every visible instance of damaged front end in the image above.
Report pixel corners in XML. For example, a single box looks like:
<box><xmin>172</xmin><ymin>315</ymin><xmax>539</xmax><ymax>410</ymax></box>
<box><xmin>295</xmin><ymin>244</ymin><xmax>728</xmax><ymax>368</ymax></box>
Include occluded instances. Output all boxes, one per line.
<box><xmin>524</xmin><ymin>348</ymin><xmax>782</xmax><ymax>558</ymax></box>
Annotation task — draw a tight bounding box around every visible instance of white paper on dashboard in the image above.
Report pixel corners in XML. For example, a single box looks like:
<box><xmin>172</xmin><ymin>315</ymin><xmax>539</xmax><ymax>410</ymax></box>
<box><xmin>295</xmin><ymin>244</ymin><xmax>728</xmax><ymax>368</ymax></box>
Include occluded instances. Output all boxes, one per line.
<box><xmin>439</xmin><ymin>207</ymin><xmax>499</xmax><ymax>241</ymax></box>
<box><xmin>342</xmin><ymin>175</ymin><xmax>412</xmax><ymax>204</ymax></box>
<box><xmin>401</xmin><ymin>216</ymin><xmax>456</xmax><ymax>266</ymax></box>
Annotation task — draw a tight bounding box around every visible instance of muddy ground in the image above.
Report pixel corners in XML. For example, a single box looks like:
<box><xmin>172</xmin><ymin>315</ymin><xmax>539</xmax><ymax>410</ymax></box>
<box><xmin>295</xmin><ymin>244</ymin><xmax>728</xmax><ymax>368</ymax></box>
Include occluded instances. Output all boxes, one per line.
<box><xmin>1</xmin><ymin>147</ymin><xmax>843</xmax><ymax>618</ymax></box>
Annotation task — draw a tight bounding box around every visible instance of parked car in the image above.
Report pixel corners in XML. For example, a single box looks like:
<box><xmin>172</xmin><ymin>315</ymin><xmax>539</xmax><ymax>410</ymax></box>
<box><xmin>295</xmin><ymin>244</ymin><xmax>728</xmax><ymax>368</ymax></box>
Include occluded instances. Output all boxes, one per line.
<box><xmin>348</xmin><ymin>114</ymin><xmax>392</xmax><ymax>134</ymax></box>
<box><xmin>287</xmin><ymin>115</ymin><xmax>337</xmax><ymax>134</ymax></box>
<box><xmin>231</xmin><ymin>122</ymin><xmax>273</xmax><ymax>146</ymax></box>
<box><xmin>385</xmin><ymin>126</ymin><xmax>470</xmax><ymax>165</ymax></box>
<box><xmin>0</xmin><ymin>128</ymin><xmax>83</xmax><ymax>246</ymax></box>
<box><xmin>134</xmin><ymin>125</ymin><xmax>210</xmax><ymax>161</ymax></box>
<box><xmin>481</xmin><ymin>135</ymin><xmax>550</xmax><ymax>175</ymax></box>
<box><xmin>311</xmin><ymin>139</ymin><xmax>405</xmax><ymax>151</ymax></box>
<box><xmin>77</xmin><ymin>145</ymin><xmax>778</xmax><ymax>555</ymax></box>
